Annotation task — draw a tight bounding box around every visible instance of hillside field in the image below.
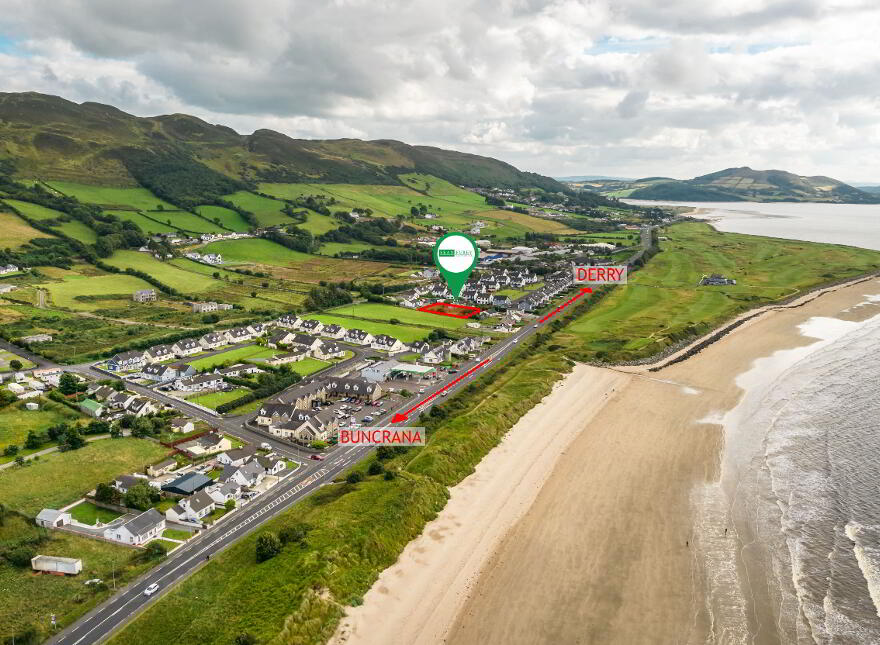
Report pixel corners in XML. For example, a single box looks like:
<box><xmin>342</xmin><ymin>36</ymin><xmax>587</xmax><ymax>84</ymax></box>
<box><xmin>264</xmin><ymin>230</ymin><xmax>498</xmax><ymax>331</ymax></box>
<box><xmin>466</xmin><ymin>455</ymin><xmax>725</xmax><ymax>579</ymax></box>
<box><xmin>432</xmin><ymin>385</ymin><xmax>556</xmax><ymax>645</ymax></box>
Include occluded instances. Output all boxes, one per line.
<box><xmin>45</xmin><ymin>181</ymin><xmax>177</xmax><ymax>210</ymax></box>
<box><xmin>0</xmin><ymin>210</ymin><xmax>52</xmax><ymax>248</ymax></box>
<box><xmin>195</xmin><ymin>205</ymin><xmax>252</xmax><ymax>232</ymax></box>
<box><xmin>222</xmin><ymin>191</ymin><xmax>289</xmax><ymax>227</ymax></box>
<box><xmin>41</xmin><ymin>272</ymin><xmax>155</xmax><ymax>309</ymax></box>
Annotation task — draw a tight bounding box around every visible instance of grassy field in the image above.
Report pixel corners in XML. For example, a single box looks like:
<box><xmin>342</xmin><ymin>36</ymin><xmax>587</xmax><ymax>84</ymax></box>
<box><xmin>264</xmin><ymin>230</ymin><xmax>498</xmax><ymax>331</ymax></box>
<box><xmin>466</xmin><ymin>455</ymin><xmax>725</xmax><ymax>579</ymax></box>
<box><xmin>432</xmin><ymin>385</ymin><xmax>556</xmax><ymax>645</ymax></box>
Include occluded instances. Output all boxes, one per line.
<box><xmin>311</xmin><ymin>314</ymin><xmax>429</xmax><ymax>342</ymax></box>
<box><xmin>301</xmin><ymin>210</ymin><xmax>339</xmax><ymax>234</ymax></box>
<box><xmin>2</xmin><ymin>199</ymin><xmax>99</xmax><ymax>243</ymax></box>
<box><xmin>185</xmin><ymin>388</ymin><xmax>251</xmax><ymax>409</ymax></box>
<box><xmin>186</xmin><ymin>345</ymin><xmax>279</xmax><ymax>370</ymax></box>
<box><xmin>0</xmin><ymin>399</ymin><xmax>83</xmax><ymax>450</ymax></box>
<box><xmin>195</xmin><ymin>205</ymin><xmax>252</xmax><ymax>232</ymax></box>
<box><xmin>45</xmin><ymin>181</ymin><xmax>177</xmax><ymax>211</ymax></box>
<box><xmin>106</xmin><ymin>210</ymin><xmax>180</xmax><ymax>234</ymax></box>
<box><xmin>222</xmin><ymin>191</ymin><xmax>288</xmax><ymax>227</ymax></box>
<box><xmin>55</xmin><ymin>218</ymin><xmax>99</xmax><ymax>243</ymax></box>
<box><xmin>557</xmin><ymin>222</ymin><xmax>880</xmax><ymax>361</ymax></box>
<box><xmin>328</xmin><ymin>302</ymin><xmax>469</xmax><ymax>329</ymax></box>
<box><xmin>104</xmin><ymin>251</ymin><xmax>222</xmax><ymax>293</ymax></box>
<box><xmin>150</xmin><ymin>211</ymin><xmax>225</xmax><ymax>234</ymax></box>
<box><xmin>0</xmin><ymin>210</ymin><xmax>52</xmax><ymax>248</ymax></box>
<box><xmin>0</xmin><ymin>349</ymin><xmax>34</xmax><ymax>372</ymax></box>
<box><xmin>198</xmin><ymin>238</ymin><xmax>313</xmax><ymax>266</ymax></box>
<box><xmin>290</xmin><ymin>357</ymin><xmax>330</xmax><ymax>376</ymax></box>
<box><xmin>0</xmin><ymin>437</ymin><xmax>170</xmax><ymax>516</ymax></box>
<box><xmin>317</xmin><ymin>241</ymin><xmax>383</xmax><ymax>256</ymax></box>
<box><xmin>69</xmin><ymin>500</ymin><xmax>123</xmax><ymax>525</ymax></box>
<box><xmin>3</xmin><ymin>199</ymin><xmax>67</xmax><ymax>221</ymax></box>
<box><xmin>0</xmin><ymin>513</ymin><xmax>163</xmax><ymax>642</ymax></box>
<box><xmin>41</xmin><ymin>272</ymin><xmax>155</xmax><ymax>310</ymax></box>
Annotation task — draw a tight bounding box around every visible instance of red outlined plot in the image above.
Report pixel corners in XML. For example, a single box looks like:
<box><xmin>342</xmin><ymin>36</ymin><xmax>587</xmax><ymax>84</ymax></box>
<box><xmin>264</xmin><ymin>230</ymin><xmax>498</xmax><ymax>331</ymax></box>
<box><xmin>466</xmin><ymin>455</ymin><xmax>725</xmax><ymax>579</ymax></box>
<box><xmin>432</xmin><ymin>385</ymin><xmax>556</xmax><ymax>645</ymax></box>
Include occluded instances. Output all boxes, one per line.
<box><xmin>417</xmin><ymin>301</ymin><xmax>481</xmax><ymax>320</ymax></box>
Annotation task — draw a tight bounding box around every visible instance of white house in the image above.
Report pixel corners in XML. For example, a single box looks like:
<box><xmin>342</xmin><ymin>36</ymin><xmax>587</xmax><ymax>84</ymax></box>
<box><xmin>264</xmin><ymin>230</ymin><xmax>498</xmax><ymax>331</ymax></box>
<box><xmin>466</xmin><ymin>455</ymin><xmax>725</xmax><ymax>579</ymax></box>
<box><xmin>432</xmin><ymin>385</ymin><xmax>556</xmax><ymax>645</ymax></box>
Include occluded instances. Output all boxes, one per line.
<box><xmin>171</xmin><ymin>338</ymin><xmax>201</xmax><ymax>357</ymax></box>
<box><xmin>164</xmin><ymin>490</ymin><xmax>215</xmax><ymax>523</ymax></box>
<box><xmin>371</xmin><ymin>334</ymin><xmax>406</xmax><ymax>354</ymax></box>
<box><xmin>104</xmin><ymin>509</ymin><xmax>165</xmax><ymax>546</ymax></box>
<box><xmin>276</xmin><ymin>314</ymin><xmax>301</xmax><ymax>329</ymax></box>
<box><xmin>312</xmin><ymin>341</ymin><xmax>345</xmax><ymax>360</ymax></box>
<box><xmin>175</xmin><ymin>374</ymin><xmax>225</xmax><ymax>392</ymax></box>
<box><xmin>216</xmin><ymin>445</ymin><xmax>258</xmax><ymax>467</ymax></box>
<box><xmin>320</xmin><ymin>324</ymin><xmax>346</xmax><ymax>339</ymax></box>
<box><xmin>198</xmin><ymin>332</ymin><xmax>227</xmax><ymax>350</ymax></box>
<box><xmin>344</xmin><ymin>329</ymin><xmax>374</xmax><ymax>345</ymax></box>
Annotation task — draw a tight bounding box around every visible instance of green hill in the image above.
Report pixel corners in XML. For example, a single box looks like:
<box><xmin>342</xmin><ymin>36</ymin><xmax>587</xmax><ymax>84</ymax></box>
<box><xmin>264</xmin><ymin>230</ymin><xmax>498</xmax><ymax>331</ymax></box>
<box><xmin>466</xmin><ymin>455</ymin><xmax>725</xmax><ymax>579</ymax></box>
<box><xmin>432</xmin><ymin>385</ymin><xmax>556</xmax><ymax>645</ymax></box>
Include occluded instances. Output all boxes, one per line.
<box><xmin>0</xmin><ymin>91</ymin><xmax>566</xmax><ymax>196</ymax></box>
<box><xmin>625</xmin><ymin>167</ymin><xmax>880</xmax><ymax>203</ymax></box>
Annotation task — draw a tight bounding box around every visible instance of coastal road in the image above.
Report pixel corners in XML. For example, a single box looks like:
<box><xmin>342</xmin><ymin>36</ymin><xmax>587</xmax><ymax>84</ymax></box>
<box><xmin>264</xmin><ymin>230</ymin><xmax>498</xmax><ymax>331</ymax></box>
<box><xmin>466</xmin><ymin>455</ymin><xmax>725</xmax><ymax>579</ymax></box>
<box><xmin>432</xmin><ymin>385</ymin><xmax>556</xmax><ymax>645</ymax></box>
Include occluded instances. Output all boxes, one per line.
<box><xmin>44</xmin><ymin>285</ymin><xmax>579</xmax><ymax>645</ymax></box>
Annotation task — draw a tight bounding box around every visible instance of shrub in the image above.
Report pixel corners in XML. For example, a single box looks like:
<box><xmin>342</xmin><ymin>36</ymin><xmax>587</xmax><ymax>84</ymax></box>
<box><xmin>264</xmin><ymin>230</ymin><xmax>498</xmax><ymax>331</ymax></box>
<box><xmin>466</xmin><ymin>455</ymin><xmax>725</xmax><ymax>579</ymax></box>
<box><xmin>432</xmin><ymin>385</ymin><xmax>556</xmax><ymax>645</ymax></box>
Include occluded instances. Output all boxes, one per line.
<box><xmin>367</xmin><ymin>462</ymin><xmax>384</xmax><ymax>476</ymax></box>
<box><xmin>256</xmin><ymin>532</ymin><xmax>282</xmax><ymax>562</ymax></box>
<box><xmin>278</xmin><ymin>522</ymin><xmax>310</xmax><ymax>545</ymax></box>
<box><xmin>5</xmin><ymin>545</ymin><xmax>36</xmax><ymax>567</ymax></box>
<box><xmin>345</xmin><ymin>472</ymin><xmax>364</xmax><ymax>484</ymax></box>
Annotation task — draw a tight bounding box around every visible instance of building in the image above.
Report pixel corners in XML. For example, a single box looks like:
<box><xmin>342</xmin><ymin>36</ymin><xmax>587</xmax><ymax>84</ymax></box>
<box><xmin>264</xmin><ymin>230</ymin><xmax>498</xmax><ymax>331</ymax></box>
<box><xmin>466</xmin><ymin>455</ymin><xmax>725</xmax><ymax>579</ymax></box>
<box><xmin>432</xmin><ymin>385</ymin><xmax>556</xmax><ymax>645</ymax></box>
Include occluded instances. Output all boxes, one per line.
<box><xmin>266</xmin><ymin>348</ymin><xmax>308</xmax><ymax>366</ymax></box>
<box><xmin>198</xmin><ymin>332</ymin><xmax>227</xmax><ymax>350</ymax></box>
<box><xmin>144</xmin><ymin>344</ymin><xmax>174</xmax><ymax>363</ymax></box>
<box><xmin>147</xmin><ymin>458</ymin><xmax>178</xmax><ymax>477</ymax></box>
<box><xmin>267</xmin><ymin>330</ymin><xmax>296</xmax><ymax>348</ymax></box>
<box><xmin>700</xmin><ymin>273</ymin><xmax>737</xmax><ymax>286</ymax></box>
<box><xmin>0</xmin><ymin>263</ymin><xmax>19</xmax><ymax>275</ymax></box>
<box><xmin>276</xmin><ymin>314</ymin><xmax>301</xmax><ymax>329</ymax></box>
<box><xmin>326</xmin><ymin>377</ymin><xmax>382</xmax><ymax>401</ymax></box>
<box><xmin>171</xmin><ymin>338</ymin><xmax>201</xmax><ymax>357</ymax></box>
<box><xmin>127</xmin><ymin>397</ymin><xmax>157</xmax><ymax>417</ymax></box>
<box><xmin>371</xmin><ymin>334</ymin><xmax>406</xmax><ymax>354</ymax></box>
<box><xmin>344</xmin><ymin>328</ymin><xmax>374</xmax><ymax>345</ymax></box>
<box><xmin>35</xmin><ymin>509</ymin><xmax>71</xmax><ymax>528</ymax></box>
<box><xmin>178</xmin><ymin>432</ymin><xmax>230</xmax><ymax>456</ymax></box>
<box><xmin>298</xmin><ymin>319</ymin><xmax>324</xmax><ymax>334</ymax></box>
<box><xmin>312</xmin><ymin>341</ymin><xmax>345</xmax><ymax>361</ymax></box>
<box><xmin>320</xmin><ymin>323</ymin><xmax>346</xmax><ymax>339</ymax></box>
<box><xmin>175</xmin><ymin>374</ymin><xmax>225</xmax><ymax>392</ymax></box>
<box><xmin>165</xmin><ymin>490</ymin><xmax>216</xmax><ymax>523</ymax></box>
<box><xmin>79</xmin><ymin>398</ymin><xmax>104</xmax><ymax>418</ymax></box>
<box><xmin>133</xmin><ymin>289</ymin><xmax>157</xmax><ymax>303</ymax></box>
<box><xmin>103</xmin><ymin>508</ymin><xmax>165</xmax><ymax>546</ymax></box>
<box><xmin>31</xmin><ymin>555</ymin><xmax>82</xmax><ymax>575</ymax></box>
<box><xmin>113</xmin><ymin>474</ymin><xmax>146</xmax><ymax>494</ymax></box>
<box><xmin>192</xmin><ymin>301</ymin><xmax>233</xmax><ymax>313</ymax></box>
<box><xmin>224</xmin><ymin>327</ymin><xmax>253</xmax><ymax>343</ymax></box>
<box><xmin>289</xmin><ymin>333</ymin><xmax>324</xmax><ymax>352</ymax></box>
<box><xmin>142</xmin><ymin>363</ymin><xmax>182</xmax><ymax>382</ymax></box>
<box><xmin>216</xmin><ymin>445</ymin><xmax>258</xmax><ymax>467</ymax></box>
<box><xmin>161</xmin><ymin>472</ymin><xmax>214</xmax><ymax>496</ymax></box>
<box><xmin>108</xmin><ymin>350</ymin><xmax>147</xmax><ymax>371</ymax></box>
<box><xmin>170</xmin><ymin>417</ymin><xmax>195</xmax><ymax>433</ymax></box>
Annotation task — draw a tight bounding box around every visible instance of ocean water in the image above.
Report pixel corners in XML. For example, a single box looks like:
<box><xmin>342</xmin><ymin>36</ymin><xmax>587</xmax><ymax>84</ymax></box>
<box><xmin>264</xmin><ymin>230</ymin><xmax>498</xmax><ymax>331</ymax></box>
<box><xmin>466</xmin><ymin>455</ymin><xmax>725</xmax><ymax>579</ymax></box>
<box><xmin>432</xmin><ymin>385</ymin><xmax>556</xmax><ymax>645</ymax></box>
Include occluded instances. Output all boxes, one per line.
<box><xmin>696</xmin><ymin>311</ymin><xmax>880</xmax><ymax>644</ymax></box>
<box><xmin>623</xmin><ymin>200</ymin><xmax>880</xmax><ymax>251</ymax></box>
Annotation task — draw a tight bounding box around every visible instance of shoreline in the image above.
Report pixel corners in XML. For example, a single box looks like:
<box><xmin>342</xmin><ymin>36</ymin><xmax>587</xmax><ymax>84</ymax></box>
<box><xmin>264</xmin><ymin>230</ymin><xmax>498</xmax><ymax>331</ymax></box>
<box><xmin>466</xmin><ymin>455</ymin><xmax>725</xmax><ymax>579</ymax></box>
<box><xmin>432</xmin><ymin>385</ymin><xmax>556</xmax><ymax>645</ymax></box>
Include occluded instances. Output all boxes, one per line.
<box><xmin>329</xmin><ymin>277</ymin><xmax>880</xmax><ymax>645</ymax></box>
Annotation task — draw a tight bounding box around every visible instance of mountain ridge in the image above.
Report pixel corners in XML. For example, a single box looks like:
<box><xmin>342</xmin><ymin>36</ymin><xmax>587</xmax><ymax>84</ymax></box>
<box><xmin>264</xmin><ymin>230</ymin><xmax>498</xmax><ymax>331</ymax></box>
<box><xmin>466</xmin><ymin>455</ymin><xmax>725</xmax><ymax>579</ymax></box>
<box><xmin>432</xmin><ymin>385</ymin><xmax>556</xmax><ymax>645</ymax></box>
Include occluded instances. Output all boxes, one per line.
<box><xmin>0</xmin><ymin>91</ymin><xmax>566</xmax><ymax>194</ymax></box>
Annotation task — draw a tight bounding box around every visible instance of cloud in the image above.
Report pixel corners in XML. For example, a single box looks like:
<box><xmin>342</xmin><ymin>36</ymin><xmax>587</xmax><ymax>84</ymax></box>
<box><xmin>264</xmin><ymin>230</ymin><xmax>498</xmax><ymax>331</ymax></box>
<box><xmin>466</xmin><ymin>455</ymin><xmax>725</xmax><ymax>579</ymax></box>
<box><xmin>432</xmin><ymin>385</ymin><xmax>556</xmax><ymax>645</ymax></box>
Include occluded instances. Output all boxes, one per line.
<box><xmin>0</xmin><ymin>0</ymin><xmax>879</xmax><ymax>180</ymax></box>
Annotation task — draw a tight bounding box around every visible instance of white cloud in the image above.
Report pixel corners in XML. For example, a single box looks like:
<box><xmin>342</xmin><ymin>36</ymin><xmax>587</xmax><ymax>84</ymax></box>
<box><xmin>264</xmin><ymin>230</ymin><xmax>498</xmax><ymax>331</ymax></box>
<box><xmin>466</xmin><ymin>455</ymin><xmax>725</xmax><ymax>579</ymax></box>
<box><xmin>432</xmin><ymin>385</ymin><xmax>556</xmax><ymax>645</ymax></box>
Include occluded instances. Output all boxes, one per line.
<box><xmin>0</xmin><ymin>0</ymin><xmax>879</xmax><ymax>180</ymax></box>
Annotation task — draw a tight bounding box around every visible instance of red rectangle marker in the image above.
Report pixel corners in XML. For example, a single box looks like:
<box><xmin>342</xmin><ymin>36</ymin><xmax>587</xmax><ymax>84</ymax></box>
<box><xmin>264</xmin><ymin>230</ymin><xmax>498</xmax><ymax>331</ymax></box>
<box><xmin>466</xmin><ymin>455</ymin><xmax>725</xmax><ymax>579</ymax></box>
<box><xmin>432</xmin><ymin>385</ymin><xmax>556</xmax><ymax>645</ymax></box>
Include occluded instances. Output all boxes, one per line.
<box><xmin>418</xmin><ymin>301</ymin><xmax>481</xmax><ymax>319</ymax></box>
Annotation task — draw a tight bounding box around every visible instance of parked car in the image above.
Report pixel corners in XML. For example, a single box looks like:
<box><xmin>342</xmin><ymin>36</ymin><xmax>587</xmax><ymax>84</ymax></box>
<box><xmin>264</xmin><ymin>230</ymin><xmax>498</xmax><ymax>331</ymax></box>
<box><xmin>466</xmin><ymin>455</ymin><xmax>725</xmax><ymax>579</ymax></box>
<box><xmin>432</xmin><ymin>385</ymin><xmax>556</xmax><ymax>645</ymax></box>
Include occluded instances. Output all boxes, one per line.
<box><xmin>144</xmin><ymin>583</ymin><xmax>160</xmax><ymax>596</ymax></box>
<box><xmin>363</xmin><ymin>415</ymin><xmax>373</xmax><ymax>422</ymax></box>
<box><xmin>260</xmin><ymin>442</ymin><xmax>272</xmax><ymax>450</ymax></box>
<box><xmin>419</xmin><ymin>387</ymin><xmax>426</xmax><ymax>393</ymax></box>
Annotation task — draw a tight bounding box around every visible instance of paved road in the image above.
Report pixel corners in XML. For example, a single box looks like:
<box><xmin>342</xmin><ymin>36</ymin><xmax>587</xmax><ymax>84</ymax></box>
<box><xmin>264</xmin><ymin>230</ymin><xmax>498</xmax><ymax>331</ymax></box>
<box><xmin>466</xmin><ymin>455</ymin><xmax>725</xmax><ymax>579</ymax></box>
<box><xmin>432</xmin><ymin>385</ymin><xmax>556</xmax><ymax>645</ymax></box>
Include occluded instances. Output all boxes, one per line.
<box><xmin>39</xmin><ymin>288</ymin><xmax>576</xmax><ymax>645</ymax></box>
<box><xmin>0</xmin><ymin>337</ymin><xmax>55</xmax><ymax>369</ymax></box>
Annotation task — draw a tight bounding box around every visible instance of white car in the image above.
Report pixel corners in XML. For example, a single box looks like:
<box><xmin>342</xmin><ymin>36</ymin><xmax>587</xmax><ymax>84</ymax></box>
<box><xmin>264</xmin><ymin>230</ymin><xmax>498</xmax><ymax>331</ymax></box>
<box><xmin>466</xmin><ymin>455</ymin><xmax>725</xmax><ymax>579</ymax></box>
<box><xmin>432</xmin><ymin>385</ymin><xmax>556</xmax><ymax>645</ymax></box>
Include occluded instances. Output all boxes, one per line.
<box><xmin>512</xmin><ymin>339</ymin><xmax>518</xmax><ymax>344</ymax></box>
<box><xmin>143</xmin><ymin>583</ymin><xmax>160</xmax><ymax>596</ymax></box>
<box><xmin>260</xmin><ymin>442</ymin><xmax>272</xmax><ymax>450</ymax></box>
<box><xmin>534</xmin><ymin>324</ymin><xmax>538</xmax><ymax>328</ymax></box>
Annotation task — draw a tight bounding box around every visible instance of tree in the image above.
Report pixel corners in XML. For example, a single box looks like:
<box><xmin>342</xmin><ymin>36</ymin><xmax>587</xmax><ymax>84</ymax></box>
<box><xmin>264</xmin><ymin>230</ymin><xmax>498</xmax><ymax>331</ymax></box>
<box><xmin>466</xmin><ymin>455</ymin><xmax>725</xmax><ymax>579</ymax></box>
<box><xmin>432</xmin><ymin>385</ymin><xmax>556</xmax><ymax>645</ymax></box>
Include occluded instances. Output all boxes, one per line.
<box><xmin>368</xmin><ymin>461</ymin><xmax>384</xmax><ymax>476</ymax></box>
<box><xmin>255</xmin><ymin>532</ymin><xmax>281</xmax><ymax>562</ymax></box>
<box><xmin>14</xmin><ymin>455</ymin><xmax>25</xmax><ymax>467</ymax></box>
<box><xmin>345</xmin><ymin>472</ymin><xmax>364</xmax><ymax>484</ymax></box>
<box><xmin>24</xmin><ymin>431</ymin><xmax>42</xmax><ymax>450</ymax></box>
<box><xmin>144</xmin><ymin>541</ymin><xmax>167</xmax><ymax>560</ymax></box>
<box><xmin>58</xmin><ymin>372</ymin><xmax>79</xmax><ymax>395</ymax></box>
<box><xmin>131</xmin><ymin>416</ymin><xmax>155</xmax><ymax>438</ymax></box>
<box><xmin>224</xmin><ymin>499</ymin><xmax>236</xmax><ymax>511</ymax></box>
<box><xmin>3</xmin><ymin>445</ymin><xmax>18</xmax><ymax>456</ymax></box>
<box><xmin>384</xmin><ymin>470</ymin><xmax>396</xmax><ymax>481</ymax></box>
<box><xmin>95</xmin><ymin>482</ymin><xmax>120</xmax><ymax>504</ymax></box>
<box><xmin>59</xmin><ymin>428</ymin><xmax>86</xmax><ymax>451</ymax></box>
<box><xmin>9</xmin><ymin>359</ymin><xmax>21</xmax><ymax>370</ymax></box>
<box><xmin>123</xmin><ymin>482</ymin><xmax>156</xmax><ymax>511</ymax></box>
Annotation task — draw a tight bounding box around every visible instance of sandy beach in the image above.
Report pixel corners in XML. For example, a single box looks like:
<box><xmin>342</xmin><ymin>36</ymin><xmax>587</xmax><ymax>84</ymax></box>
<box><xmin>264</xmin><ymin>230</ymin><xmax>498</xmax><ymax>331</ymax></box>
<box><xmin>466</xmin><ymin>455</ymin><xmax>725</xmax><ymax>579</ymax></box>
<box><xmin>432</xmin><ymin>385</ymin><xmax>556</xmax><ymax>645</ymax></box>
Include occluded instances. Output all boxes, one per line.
<box><xmin>329</xmin><ymin>278</ymin><xmax>880</xmax><ymax>645</ymax></box>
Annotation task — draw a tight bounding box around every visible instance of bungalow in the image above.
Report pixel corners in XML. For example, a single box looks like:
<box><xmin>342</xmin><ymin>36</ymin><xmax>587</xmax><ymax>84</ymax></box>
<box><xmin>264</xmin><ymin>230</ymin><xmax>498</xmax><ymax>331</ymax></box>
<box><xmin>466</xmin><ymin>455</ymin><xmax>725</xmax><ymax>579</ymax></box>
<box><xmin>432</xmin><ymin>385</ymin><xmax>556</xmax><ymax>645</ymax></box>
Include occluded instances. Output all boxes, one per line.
<box><xmin>289</xmin><ymin>333</ymin><xmax>324</xmax><ymax>352</ymax></box>
<box><xmin>108</xmin><ymin>391</ymin><xmax>136</xmax><ymax>410</ymax></box>
<box><xmin>371</xmin><ymin>334</ymin><xmax>406</xmax><ymax>354</ymax></box>
<box><xmin>320</xmin><ymin>323</ymin><xmax>346</xmax><ymax>339</ymax></box>
<box><xmin>224</xmin><ymin>327</ymin><xmax>253</xmax><ymax>343</ymax></box>
<box><xmin>145</xmin><ymin>344</ymin><xmax>174</xmax><ymax>363</ymax></box>
<box><xmin>216</xmin><ymin>445</ymin><xmax>258</xmax><ymax>467</ymax></box>
<box><xmin>344</xmin><ymin>328</ymin><xmax>374</xmax><ymax>345</ymax></box>
<box><xmin>171</xmin><ymin>338</ymin><xmax>201</xmax><ymax>357</ymax></box>
<box><xmin>266</xmin><ymin>347</ymin><xmax>308</xmax><ymax>365</ymax></box>
<box><xmin>104</xmin><ymin>509</ymin><xmax>165</xmax><ymax>546</ymax></box>
<box><xmin>276</xmin><ymin>314</ymin><xmax>301</xmax><ymax>329</ymax></box>
<box><xmin>256</xmin><ymin>456</ymin><xmax>286</xmax><ymax>476</ymax></box>
<box><xmin>87</xmin><ymin>384</ymin><xmax>117</xmax><ymax>401</ymax></box>
<box><xmin>178</xmin><ymin>432</ymin><xmax>231</xmax><ymax>456</ymax></box>
<box><xmin>216</xmin><ymin>363</ymin><xmax>263</xmax><ymax>378</ymax></box>
<box><xmin>147</xmin><ymin>458</ymin><xmax>178</xmax><ymax>477</ymax></box>
<box><xmin>169</xmin><ymin>417</ymin><xmax>195</xmax><ymax>433</ymax></box>
<box><xmin>312</xmin><ymin>341</ymin><xmax>345</xmax><ymax>360</ymax></box>
<box><xmin>165</xmin><ymin>490</ymin><xmax>215</xmax><ymax>523</ymax></box>
<box><xmin>35</xmin><ymin>509</ymin><xmax>71</xmax><ymax>529</ymax></box>
<box><xmin>267</xmin><ymin>330</ymin><xmax>296</xmax><ymax>349</ymax></box>
<box><xmin>175</xmin><ymin>374</ymin><xmax>224</xmax><ymax>392</ymax></box>
<box><xmin>107</xmin><ymin>350</ymin><xmax>147</xmax><ymax>371</ymax></box>
<box><xmin>128</xmin><ymin>397</ymin><xmax>157</xmax><ymax>417</ymax></box>
<box><xmin>206</xmin><ymin>480</ymin><xmax>242</xmax><ymax>505</ymax></box>
<box><xmin>326</xmin><ymin>377</ymin><xmax>382</xmax><ymax>402</ymax></box>
<box><xmin>198</xmin><ymin>332</ymin><xmax>227</xmax><ymax>350</ymax></box>
<box><xmin>113</xmin><ymin>474</ymin><xmax>147</xmax><ymax>494</ymax></box>
<box><xmin>298</xmin><ymin>319</ymin><xmax>324</xmax><ymax>334</ymax></box>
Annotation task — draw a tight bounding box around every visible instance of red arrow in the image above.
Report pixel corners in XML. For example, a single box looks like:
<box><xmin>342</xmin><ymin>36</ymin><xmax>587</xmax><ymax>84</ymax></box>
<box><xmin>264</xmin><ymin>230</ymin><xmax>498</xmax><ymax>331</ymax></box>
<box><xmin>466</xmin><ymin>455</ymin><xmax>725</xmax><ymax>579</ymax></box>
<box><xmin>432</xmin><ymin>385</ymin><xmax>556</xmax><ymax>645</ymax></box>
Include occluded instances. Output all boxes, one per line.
<box><xmin>391</xmin><ymin>357</ymin><xmax>492</xmax><ymax>423</ymax></box>
<box><xmin>539</xmin><ymin>287</ymin><xmax>592</xmax><ymax>323</ymax></box>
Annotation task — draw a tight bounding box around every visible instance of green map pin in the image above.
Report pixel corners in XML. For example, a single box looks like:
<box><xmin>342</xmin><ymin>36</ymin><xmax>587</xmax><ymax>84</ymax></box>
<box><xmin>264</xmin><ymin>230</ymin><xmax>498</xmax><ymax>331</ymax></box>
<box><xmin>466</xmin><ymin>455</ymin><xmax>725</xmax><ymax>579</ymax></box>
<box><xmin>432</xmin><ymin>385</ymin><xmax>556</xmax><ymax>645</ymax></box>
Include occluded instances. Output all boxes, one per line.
<box><xmin>433</xmin><ymin>232</ymin><xmax>479</xmax><ymax>300</ymax></box>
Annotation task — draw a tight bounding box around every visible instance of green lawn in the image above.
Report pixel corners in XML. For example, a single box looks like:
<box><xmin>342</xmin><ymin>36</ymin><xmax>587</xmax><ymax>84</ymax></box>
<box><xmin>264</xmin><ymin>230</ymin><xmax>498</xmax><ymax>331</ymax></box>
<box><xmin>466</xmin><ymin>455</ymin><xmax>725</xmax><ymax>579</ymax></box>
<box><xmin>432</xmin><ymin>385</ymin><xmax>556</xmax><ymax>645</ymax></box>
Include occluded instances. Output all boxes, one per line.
<box><xmin>198</xmin><ymin>238</ymin><xmax>313</xmax><ymax>266</ymax></box>
<box><xmin>558</xmin><ymin>222</ymin><xmax>880</xmax><ymax>361</ymax></box>
<box><xmin>56</xmin><ymin>218</ymin><xmax>99</xmax><ymax>243</ymax></box>
<box><xmin>311</xmin><ymin>314</ymin><xmax>429</xmax><ymax>342</ymax></box>
<box><xmin>69</xmin><ymin>500</ymin><xmax>123</xmax><ymax>525</ymax></box>
<box><xmin>301</xmin><ymin>210</ymin><xmax>339</xmax><ymax>235</ymax></box>
<box><xmin>40</xmin><ymin>272</ymin><xmax>155</xmax><ymax>310</ymax></box>
<box><xmin>0</xmin><ymin>438</ymin><xmax>170</xmax><ymax>516</ymax></box>
<box><xmin>1</xmin><ymin>514</ymin><xmax>164</xmax><ymax>642</ymax></box>
<box><xmin>0</xmin><ymin>349</ymin><xmax>35</xmax><ymax>372</ymax></box>
<box><xmin>162</xmin><ymin>528</ymin><xmax>193</xmax><ymax>541</ymax></box>
<box><xmin>186</xmin><ymin>345</ymin><xmax>278</xmax><ymax>370</ymax></box>
<box><xmin>104</xmin><ymin>251</ymin><xmax>223</xmax><ymax>293</ymax></box>
<box><xmin>221</xmin><ymin>191</ymin><xmax>289</xmax><ymax>227</ymax></box>
<box><xmin>195</xmin><ymin>205</ymin><xmax>252</xmax><ymax>232</ymax></box>
<box><xmin>290</xmin><ymin>357</ymin><xmax>330</xmax><ymax>376</ymax></box>
<box><xmin>0</xmin><ymin>399</ymin><xmax>84</xmax><ymax>449</ymax></box>
<box><xmin>185</xmin><ymin>388</ymin><xmax>251</xmax><ymax>409</ymax></box>
<box><xmin>328</xmin><ymin>301</ymin><xmax>468</xmax><ymax>329</ymax></box>
<box><xmin>45</xmin><ymin>181</ymin><xmax>177</xmax><ymax>211</ymax></box>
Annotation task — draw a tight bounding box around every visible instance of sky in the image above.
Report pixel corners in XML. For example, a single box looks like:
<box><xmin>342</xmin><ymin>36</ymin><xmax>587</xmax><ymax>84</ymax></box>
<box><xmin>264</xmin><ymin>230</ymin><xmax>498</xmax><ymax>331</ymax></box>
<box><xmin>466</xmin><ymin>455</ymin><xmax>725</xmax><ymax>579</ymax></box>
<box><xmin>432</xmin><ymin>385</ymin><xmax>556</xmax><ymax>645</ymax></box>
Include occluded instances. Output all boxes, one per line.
<box><xmin>1</xmin><ymin>0</ymin><xmax>879</xmax><ymax>182</ymax></box>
